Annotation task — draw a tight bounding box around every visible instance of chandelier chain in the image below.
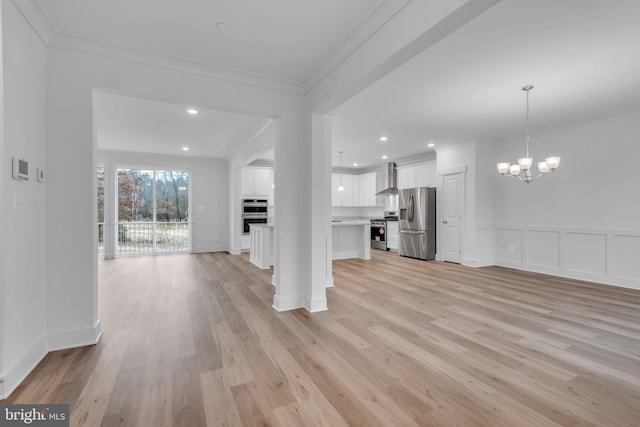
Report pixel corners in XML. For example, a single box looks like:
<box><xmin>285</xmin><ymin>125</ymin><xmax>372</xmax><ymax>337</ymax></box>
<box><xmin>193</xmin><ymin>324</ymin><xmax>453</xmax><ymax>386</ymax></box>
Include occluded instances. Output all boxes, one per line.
<box><xmin>524</xmin><ymin>85</ymin><xmax>532</xmax><ymax>158</ymax></box>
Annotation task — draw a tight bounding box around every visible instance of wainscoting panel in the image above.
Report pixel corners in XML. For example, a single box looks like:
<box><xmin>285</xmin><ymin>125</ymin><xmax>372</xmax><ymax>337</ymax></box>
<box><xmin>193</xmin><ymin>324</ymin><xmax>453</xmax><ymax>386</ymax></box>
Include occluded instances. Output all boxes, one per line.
<box><xmin>565</xmin><ymin>232</ymin><xmax>607</xmax><ymax>276</ymax></box>
<box><xmin>527</xmin><ymin>230</ymin><xmax>561</xmax><ymax>270</ymax></box>
<box><xmin>493</xmin><ymin>226</ymin><xmax>640</xmax><ymax>291</ymax></box>
<box><xmin>614</xmin><ymin>234</ymin><xmax>640</xmax><ymax>283</ymax></box>
<box><xmin>495</xmin><ymin>227</ymin><xmax>523</xmax><ymax>263</ymax></box>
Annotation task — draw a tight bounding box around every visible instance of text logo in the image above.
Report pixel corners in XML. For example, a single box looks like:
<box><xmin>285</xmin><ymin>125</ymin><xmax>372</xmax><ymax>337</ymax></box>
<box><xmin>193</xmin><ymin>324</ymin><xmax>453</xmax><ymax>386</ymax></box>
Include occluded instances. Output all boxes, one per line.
<box><xmin>0</xmin><ymin>405</ymin><xmax>69</xmax><ymax>427</ymax></box>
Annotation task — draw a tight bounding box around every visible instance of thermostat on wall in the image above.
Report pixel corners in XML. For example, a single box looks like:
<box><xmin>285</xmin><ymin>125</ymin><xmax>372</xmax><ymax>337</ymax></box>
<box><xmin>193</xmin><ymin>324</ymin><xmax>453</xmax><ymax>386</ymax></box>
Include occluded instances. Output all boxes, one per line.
<box><xmin>37</xmin><ymin>168</ymin><xmax>45</xmax><ymax>182</ymax></box>
<box><xmin>12</xmin><ymin>157</ymin><xmax>29</xmax><ymax>180</ymax></box>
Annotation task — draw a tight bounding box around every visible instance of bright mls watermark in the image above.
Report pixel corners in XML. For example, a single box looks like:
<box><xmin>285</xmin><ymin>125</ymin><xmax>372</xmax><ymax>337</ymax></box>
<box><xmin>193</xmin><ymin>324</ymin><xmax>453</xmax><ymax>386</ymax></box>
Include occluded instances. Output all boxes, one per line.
<box><xmin>0</xmin><ymin>405</ymin><xmax>69</xmax><ymax>427</ymax></box>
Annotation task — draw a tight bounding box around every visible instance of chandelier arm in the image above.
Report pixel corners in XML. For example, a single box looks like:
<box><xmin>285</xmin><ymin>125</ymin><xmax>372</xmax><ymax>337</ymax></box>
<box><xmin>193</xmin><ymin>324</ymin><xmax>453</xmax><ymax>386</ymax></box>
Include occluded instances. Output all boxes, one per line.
<box><xmin>506</xmin><ymin>174</ymin><xmax>525</xmax><ymax>182</ymax></box>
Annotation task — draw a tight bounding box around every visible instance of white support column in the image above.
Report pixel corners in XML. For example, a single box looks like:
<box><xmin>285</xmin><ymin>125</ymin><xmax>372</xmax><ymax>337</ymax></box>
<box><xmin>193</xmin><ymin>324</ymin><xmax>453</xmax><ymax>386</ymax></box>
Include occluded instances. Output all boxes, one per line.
<box><xmin>102</xmin><ymin>163</ymin><xmax>116</xmax><ymax>258</ymax></box>
<box><xmin>311</xmin><ymin>114</ymin><xmax>333</xmax><ymax>298</ymax></box>
<box><xmin>272</xmin><ymin>111</ymin><xmax>331</xmax><ymax>313</ymax></box>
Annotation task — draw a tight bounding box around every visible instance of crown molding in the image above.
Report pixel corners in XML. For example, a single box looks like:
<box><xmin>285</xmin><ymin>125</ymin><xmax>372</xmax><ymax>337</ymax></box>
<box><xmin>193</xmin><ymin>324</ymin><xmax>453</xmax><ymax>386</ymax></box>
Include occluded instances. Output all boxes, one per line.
<box><xmin>13</xmin><ymin>0</ymin><xmax>305</xmax><ymax>95</ymax></box>
<box><xmin>11</xmin><ymin>0</ymin><xmax>56</xmax><ymax>45</ymax></box>
<box><xmin>302</xmin><ymin>0</ymin><xmax>411</xmax><ymax>94</ymax></box>
<box><xmin>47</xmin><ymin>33</ymin><xmax>305</xmax><ymax>94</ymax></box>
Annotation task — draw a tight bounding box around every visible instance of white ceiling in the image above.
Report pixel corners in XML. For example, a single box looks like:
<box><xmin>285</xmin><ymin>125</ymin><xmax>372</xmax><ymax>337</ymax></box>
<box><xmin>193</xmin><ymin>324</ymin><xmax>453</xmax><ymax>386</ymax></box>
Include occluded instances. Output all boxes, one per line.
<box><xmin>33</xmin><ymin>0</ymin><xmax>640</xmax><ymax>168</ymax></box>
<box><xmin>95</xmin><ymin>92</ymin><xmax>271</xmax><ymax>158</ymax></box>
<box><xmin>332</xmin><ymin>0</ymin><xmax>640</xmax><ymax>168</ymax></box>
<box><xmin>37</xmin><ymin>0</ymin><xmax>383</xmax><ymax>86</ymax></box>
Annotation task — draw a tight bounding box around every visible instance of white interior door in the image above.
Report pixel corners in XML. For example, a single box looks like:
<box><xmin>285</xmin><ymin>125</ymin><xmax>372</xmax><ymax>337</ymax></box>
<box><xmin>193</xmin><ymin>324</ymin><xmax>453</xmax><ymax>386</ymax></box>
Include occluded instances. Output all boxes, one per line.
<box><xmin>442</xmin><ymin>173</ymin><xmax>463</xmax><ymax>263</ymax></box>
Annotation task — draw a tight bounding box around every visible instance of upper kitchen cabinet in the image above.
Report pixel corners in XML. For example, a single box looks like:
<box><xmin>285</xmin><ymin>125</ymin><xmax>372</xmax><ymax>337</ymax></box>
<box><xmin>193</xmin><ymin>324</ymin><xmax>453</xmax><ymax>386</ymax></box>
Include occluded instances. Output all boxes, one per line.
<box><xmin>331</xmin><ymin>172</ymin><xmax>380</xmax><ymax>207</ymax></box>
<box><xmin>332</xmin><ymin>173</ymin><xmax>358</xmax><ymax>206</ymax></box>
<box><xmin>359</xmin><ymin>172</ymin><xmax>378</xmax><ymax>207</ymax></box>
<box><xmin>397</xmin><ymin>161</ymin><xmax>437</xmax><ymax>189</ymax></box>
<box><xmin>241</xmin><ymin>166</ymin><xmax>270</xmax><ymax>197</ymax></box>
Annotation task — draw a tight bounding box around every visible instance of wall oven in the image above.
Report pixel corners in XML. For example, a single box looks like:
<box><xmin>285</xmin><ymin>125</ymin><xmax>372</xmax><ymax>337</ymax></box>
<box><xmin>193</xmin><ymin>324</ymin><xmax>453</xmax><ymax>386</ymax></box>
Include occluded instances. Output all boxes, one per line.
<box><xmin>242</xmin><ymin>199</ymin><xmax>268</xmax><ymax>234</ymax></box>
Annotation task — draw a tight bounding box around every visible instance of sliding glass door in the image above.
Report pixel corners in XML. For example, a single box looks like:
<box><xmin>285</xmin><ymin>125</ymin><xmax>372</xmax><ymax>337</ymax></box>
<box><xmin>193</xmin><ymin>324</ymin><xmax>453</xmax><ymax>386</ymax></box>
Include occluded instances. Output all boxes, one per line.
<box><xmin>116</xmin><ymin>168</ymin><xmax>190</xmax><ymax>255</ymax></box>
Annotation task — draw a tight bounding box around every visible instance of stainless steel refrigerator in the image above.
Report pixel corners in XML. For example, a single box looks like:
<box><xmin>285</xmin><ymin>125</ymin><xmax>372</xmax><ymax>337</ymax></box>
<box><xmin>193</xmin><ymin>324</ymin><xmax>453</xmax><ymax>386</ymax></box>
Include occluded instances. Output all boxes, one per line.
<box><xmin>398</xmin><ymin>187</ymin><xmax>436</xmax><ymax>260</ymax></box>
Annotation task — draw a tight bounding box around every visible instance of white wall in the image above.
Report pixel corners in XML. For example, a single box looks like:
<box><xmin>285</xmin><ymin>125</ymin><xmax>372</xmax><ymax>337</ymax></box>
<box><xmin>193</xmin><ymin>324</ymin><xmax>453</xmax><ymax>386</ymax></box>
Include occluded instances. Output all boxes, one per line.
<box><xmin>1</xmin><ymin>0</ymin><xmax>48</xmax><ymax>397</ymax></box>
<box><xmin>97</xmin><ymin>150</ymin><xmax>230</xmax><ymax>253</ymax></box>
<box><xmin>491</xmin><ymin>110</ymin><xmax>640</xmax><ymax>289</ymax></box>
<box><xmin>42</xmin><ymin>38</ymin><xmax>312</xmax><ymax>350</ymax></box>
<box><xmin>474</xmin><ymin>142</ymin><xmax>497</xmax><ymax>266</ymax></box>
<box><xmin>0</xmin><ymin>0</ymin><xmax>5</xmax><ymax>396</ymax></box>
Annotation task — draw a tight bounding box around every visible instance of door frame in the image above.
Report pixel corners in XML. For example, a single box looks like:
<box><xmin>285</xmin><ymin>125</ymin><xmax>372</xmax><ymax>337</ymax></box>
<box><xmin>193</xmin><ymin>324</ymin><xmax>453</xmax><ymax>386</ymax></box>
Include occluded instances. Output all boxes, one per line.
<box><xmin>437</xmin><ymin>165</ymin><xmax>467</xmax><ymax>263</ymax></box>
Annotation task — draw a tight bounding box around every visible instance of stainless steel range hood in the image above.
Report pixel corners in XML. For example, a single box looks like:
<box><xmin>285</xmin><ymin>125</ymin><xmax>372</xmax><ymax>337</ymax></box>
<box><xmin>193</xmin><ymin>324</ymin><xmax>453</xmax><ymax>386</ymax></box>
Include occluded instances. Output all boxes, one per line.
<box><xmin>375</xmin><ymin>162</ymin><xmax>398</xmax><ymax>195</ymax></box>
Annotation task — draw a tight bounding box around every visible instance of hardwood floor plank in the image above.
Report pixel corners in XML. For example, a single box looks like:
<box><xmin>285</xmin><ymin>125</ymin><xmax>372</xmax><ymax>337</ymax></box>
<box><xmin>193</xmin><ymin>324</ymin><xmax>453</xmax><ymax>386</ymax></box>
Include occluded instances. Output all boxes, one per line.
<box><xmin>288</xmin><ymin>346</ymin><xmax>385</xmax><ymax>427</ymax></box>
<box><xmin>211</xmin><ymin>322</ymin><xmax>255</xmax><ymax>387</ymax></box>
<box><xmin>200</xmin><ymin>369</ymin><xmax>243</xmax><ymax>427</ymax></box>
<box><xmin>2</xmin><ymin>250</ymin><xmax>640</xmax><ymax>426</ymax></box>
<box><xmin>170</xmin><ymin>356</ymin><xmax>207</xmax><ymax>427</ymax></box>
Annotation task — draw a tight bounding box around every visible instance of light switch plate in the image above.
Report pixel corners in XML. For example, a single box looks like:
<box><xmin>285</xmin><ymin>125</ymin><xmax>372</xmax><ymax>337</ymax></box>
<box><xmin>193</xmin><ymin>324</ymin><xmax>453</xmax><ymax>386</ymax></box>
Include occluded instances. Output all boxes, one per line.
<box><xmin>37</xmin><ymin>168</ymin><xmax>44</xmax><ymax>182</ymax></box>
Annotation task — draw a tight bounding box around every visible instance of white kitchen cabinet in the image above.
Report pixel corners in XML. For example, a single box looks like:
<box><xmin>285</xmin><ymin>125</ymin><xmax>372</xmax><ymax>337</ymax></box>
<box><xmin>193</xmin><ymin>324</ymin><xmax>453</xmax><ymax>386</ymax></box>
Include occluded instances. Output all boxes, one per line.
<box><xmin>358</xmin><ymin>172</ymin><xmax>378</xmax><ymax>206</ymax></box>
<box><xmin>387</xmin><ymin>221</ymin><xmax>399</xmax><ymax>251</ymax></box>
<box><xmin>332</xmin><ymin>173</ymin><xmax>358</xmax><ymax>206</ymax></box>
<box><xmin>397</xmin><ymin>161</ymin><xmax>436</xmax><ymax>189</ymax></box>
<box><xmin>397</xmin><ymin>167</ymin><xmax>416</xmax><ymax>189</ymax></box>
<box><xmin>332</xmin><ymin>172</ymin><xmax>379</xmax><ymax>207</ymax></box>
<box><xmin>415</xmin><ymin>162</ymin><xmax>437</xmax><ymax>187</ymax></box>
<box><xmin>241</xmin><ymin>167</ymin><xmax>270</xmax><ymax>197</ymax></box>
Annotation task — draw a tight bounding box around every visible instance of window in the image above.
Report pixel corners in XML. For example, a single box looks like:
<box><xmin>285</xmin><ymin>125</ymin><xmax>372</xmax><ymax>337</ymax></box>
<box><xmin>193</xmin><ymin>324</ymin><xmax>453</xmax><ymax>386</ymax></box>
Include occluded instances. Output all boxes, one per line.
<box><xmin>116</xmin><ymin>168</ymin><xmax>190</xmax><ymax>255</ymax></box>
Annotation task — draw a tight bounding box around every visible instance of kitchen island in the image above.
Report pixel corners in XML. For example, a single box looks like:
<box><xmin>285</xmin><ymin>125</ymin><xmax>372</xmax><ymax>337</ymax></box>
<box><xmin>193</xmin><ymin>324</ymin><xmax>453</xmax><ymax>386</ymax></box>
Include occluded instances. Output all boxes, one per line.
<box><xmin>249</xmin><ymin>220</ymin><xmax>370</xmax><ymax>269</ymax></box>
<box><xmin>331</xmin><ymin>220</ymin><xmax>371</xmax><ymax>260</ymax></box>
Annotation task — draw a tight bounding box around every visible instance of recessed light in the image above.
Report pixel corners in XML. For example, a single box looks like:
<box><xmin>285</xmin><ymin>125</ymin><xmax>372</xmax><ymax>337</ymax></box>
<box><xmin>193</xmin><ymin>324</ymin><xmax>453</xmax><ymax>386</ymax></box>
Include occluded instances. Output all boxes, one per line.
<box><xmin>182</xmin><ymin>146</ymin><xmax>190</xmax><ymax>151</ymax></box>
<box><xmin>217</xmin><ymin>22</ymin><xmax>229</xmax><ymax>31</ymax></box>
<box><xmin>427</xmin><ymin>143</ymin><xmax>435</xmax><ymax>148</ymax></box>
<box><xmin>187</xmin><ymin>108</ymin><xmax>199</xmax><ymax>115</ymax></box>
<box><xmin>379</xmin><ymin>136</ymin><xmax>388</xmax><ymax>142</ymax></box>
<box><xmin>381</xmin><ymin>155</ymin><xmax>388</xmax><ymax>159</ymax></box>
<box><xmin>353</xmin><ymin>163</ymin><xmax>358</xmax><ymax>167</ymax></box>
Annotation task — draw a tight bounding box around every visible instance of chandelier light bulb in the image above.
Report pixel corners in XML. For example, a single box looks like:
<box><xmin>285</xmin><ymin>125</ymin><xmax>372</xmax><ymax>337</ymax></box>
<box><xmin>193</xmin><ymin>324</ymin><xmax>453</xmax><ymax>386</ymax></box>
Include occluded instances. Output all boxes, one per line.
<box><xmin>509</xmin><ymin>164</ymin><xmax>521</xmax><ymax>175</ymax></box>
<box><xmin>546</xmin><ymin>156</ymin><xmax>561</xmax><ymax>170</ymax></box>
<box><xmin>518</xmin><ymin>157</ymin><xmax>533</xmax><ymax>170</ymax></box>
<box><xmin>497</xmin><ymin>163</ymin><xmax>510</xmax><ymax>174</ymax></box>
<box><xmin>538</xmin><ymin>161</ymin><xmax>550</xmax><ymax>174</ymax></box>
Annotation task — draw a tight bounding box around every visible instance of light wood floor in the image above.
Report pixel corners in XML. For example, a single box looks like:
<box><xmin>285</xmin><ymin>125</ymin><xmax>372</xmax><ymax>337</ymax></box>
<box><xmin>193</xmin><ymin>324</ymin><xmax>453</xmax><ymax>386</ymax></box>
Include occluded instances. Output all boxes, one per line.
<box><xmin>3</xmin><ymin>251</ymin><xmax>640</xmax><ymax>426</ymax></box>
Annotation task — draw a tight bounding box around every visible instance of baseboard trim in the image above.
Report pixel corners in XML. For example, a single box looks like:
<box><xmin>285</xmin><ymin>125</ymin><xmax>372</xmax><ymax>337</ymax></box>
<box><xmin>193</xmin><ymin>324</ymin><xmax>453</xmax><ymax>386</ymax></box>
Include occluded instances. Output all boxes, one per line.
<box><xmin>306</xmin><ymin>297</ymin><xmax>328</xmax><ymax>313</ymax></box>
<box><xmin>0</xmin><ymin>335</ymin><xmax>48</xmax><ymax>400</ymax></box>
<box><xmin>463</xmin><ymin>257</ymin><xmax>495</xmax><ymax>268</ymax></box>
<box><xmin>272</xmin><ymin>294</ymin><xmax>304</xmax><ymax>312</ymax></box>
<box><xmin>47</xmin><ymin>320</ymin><xmax>102</xmax><ymax>352</ymax></box>
<box><xmin>326</xmin><ymin>276</ymin><xmax>335</xmax><ymax>288</ymax></box>
<box><xmin>191</xmin><ymin>246</ymin><xmax>229</xmax><ymax>254</ymax></box>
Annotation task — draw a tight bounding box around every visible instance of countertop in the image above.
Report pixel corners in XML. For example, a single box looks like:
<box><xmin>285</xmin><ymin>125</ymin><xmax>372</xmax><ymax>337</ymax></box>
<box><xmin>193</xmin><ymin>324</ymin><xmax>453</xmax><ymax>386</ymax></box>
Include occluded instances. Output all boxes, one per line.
<box><xmin>250</xmin><ymin>220</ymin><xmax>371</xmax><ymax>228</ymax></box>
<box><xmin>331</xmin><ymin>219</ymin><xmax>370</xmax><ymax>226</ymax></box>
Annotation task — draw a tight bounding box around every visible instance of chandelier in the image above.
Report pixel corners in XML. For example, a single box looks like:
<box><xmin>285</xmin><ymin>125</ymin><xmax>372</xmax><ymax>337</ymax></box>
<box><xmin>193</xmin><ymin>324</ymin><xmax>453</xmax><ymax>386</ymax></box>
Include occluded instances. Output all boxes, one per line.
<box><xmin>497</xmin><ymin>85</ymin><xmax>560</xmax><ymax>183</ymax></box>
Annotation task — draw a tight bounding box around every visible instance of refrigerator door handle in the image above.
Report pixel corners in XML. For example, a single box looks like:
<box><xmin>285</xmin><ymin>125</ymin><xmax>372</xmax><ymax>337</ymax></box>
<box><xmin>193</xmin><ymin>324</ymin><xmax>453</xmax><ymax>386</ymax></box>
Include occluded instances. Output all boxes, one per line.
<box><xmin>408</xmin><ymin>193</ymin><xmax>414</xmax><ymax>223</ymax></box>
<box><xmin>399</xmin><ymin>230</ymin><xmax>424</xmax><ymax>235</ymax></box>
